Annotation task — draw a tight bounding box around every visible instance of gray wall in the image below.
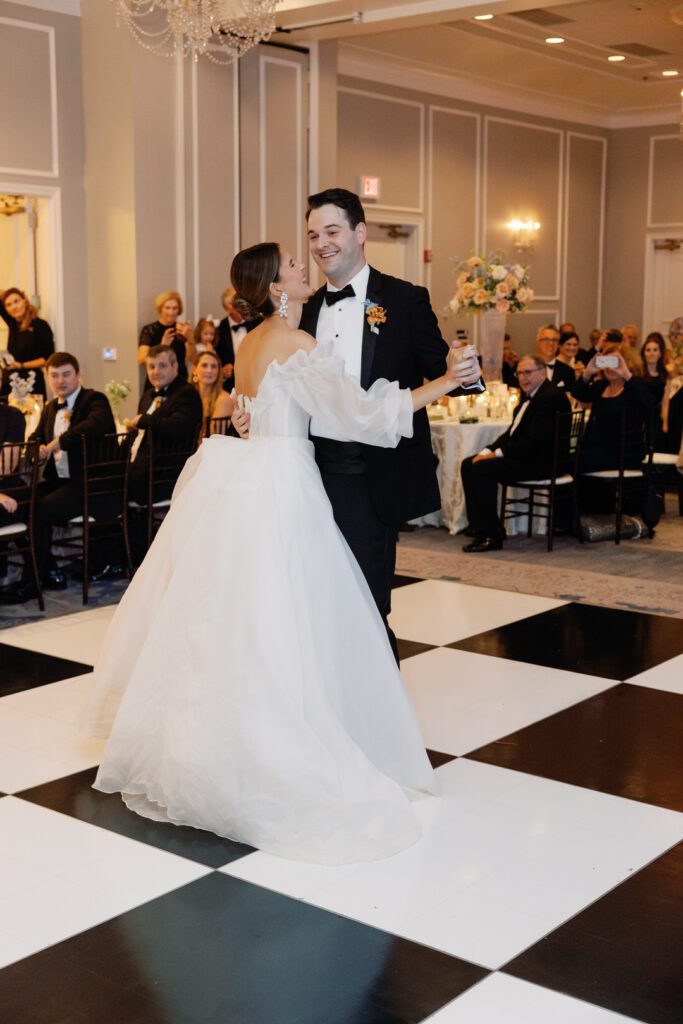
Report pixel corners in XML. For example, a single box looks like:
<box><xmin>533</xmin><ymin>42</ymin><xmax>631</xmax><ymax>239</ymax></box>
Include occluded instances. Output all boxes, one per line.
<box><xmin>0</xmin><ymin>0</ymin><xmax>87</xmax><ymax>357</ymax></box>
<box><xmin>337</xmin><ymin>74</ymin><xmax>611</xmax><ymax>355</ymax></box>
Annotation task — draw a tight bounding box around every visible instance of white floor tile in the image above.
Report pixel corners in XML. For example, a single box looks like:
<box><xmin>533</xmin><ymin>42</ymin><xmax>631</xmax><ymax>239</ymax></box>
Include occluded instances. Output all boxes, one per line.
<box><xmin>0</xmin><ymin>931</ymin><xmax>34</xmax><ymax>971</ymax></box>
<box><xmin>0</xmin><ymin>745</ymin><xmax>88</xmax><ymax>794</ymax></box>
<box><xmin>0</xmin><ymin>703</ymin><xmax>103</xmax><ymax>792</ymax></box>
<box><xmin>625</xmin><ymin>652</ymin><xmax>683</xmax><ymax>695</ymax></box>
<box><xmin>0</xmin><ymin>674</ymin><xmax>95</xmax><ymax>725</ymax></box>
<box><xmin>402</xmin><ymin>646</ymin><xmax>615</xmax><ymax>755</ymax></box>
<box><xmin>220</xmin><ymin>852</ymin><xmax>356</xmax><ymax>900</ymax></box>
<box><xmin>0</xmin><ymin>798</ymin><xmax>210</xmax><ymax>962</ymax></box>
<box><xmin>425</xmin><ymin>973</ymin><xmax>645</xmax><ymax>1023</ymax></box>
<box><xmin>1</xmin><ymin>604</ymin><xmax>116</xmax><ymax>666</ymax></box>
<box><xmin>389</xmin><ymin>580</ymin><xmax>565</xmax><ymax>647</ymax></box>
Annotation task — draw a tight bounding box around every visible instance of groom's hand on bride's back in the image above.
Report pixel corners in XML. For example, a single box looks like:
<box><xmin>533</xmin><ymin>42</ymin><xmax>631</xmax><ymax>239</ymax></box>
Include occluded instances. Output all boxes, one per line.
<box><xmin>447</xmin><ymin>342</ymin><xmax>481</xmax><ymax>387</ymax></box>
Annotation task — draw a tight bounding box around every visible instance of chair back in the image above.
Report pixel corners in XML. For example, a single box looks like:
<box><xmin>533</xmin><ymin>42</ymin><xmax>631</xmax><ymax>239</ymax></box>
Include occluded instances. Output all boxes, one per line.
<box><xmin>0</xmin><ymin>440</ymin><xmax>40</xmax><ymax>505</ymax></box>
<box><xmin>147</xmin><ymin>427</ymin><xmax>200</xmax><ymax>504</ymax></box>
<box><xmin>553</xmin><ymin>408</ymin><xmax>584</xmax><ymax>478</ymax></box>
<box><xmin>205</xmin><ymin>416</ymin><xmax>231</xmax><ymax>437</ymax></box>
<box><xmin>81</xmin><ymin>432</ymin><xmax>134</xmax><ymax>522</ymax></box>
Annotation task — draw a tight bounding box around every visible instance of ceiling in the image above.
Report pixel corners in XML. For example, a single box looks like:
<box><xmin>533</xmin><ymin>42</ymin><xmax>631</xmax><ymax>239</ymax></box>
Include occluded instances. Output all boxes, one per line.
<box><xmin>274</xmin><ymin>0</ymin><xmax>683</xmax><ymax>125</ymax></box>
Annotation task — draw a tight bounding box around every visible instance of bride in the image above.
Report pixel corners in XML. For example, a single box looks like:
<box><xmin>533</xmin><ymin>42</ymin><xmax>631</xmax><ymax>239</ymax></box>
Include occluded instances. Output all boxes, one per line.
<box><xmin>85</xmin><ymin>242</ymin><xmax>463</xmax><ymax>865</ymax></box>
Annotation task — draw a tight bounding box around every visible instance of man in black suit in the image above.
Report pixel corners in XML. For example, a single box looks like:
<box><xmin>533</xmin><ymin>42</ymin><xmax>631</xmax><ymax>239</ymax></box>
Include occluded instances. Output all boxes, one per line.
<box><xmin>537</xmin><ymin>324</ymin><xmax>575</xmax><ymax>390</ymax></box>
<box><xmin>127</xmin><ymin>345</ymin><xmax>203</xmax><ymax>505</ymax></box>
<box><xmin>0</xmin><ymin>352</ymin><xmax>116</xmax><ymax>602</ymax></box>
<box><xmin>216</xmin><ymin>287</ymin><xmax>262</xmax><ymax>393</ymax></box>
<box><xmin>300</xmin><ymin>188</ymin><xmax>484</xmax><ymax>659</ymax></box>
<box><xmin>461</xmin><ymin>354</ymin><xmax>571</xmax><ymax>552</ymax></box>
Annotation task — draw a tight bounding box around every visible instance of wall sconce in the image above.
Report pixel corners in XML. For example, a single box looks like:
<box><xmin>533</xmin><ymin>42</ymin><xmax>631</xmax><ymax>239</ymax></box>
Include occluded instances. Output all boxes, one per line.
<box><xmin>506</xmin><ymin>218</ymin><xmax>540</xmax><ymax>254</ymax></box>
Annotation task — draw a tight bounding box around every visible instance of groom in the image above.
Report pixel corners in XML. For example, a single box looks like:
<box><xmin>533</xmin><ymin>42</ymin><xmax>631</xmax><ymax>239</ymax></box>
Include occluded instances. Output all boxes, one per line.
<box><xmin>301</xmin><ymin>188</ymin><xmax>484</xmax><ymax>660</ymax></box>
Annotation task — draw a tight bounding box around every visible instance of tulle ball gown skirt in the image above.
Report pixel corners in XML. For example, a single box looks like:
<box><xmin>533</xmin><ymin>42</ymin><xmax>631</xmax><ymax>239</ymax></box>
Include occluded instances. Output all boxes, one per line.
<box><xmin>85</xmin><ymin>435</ymin><xmax>437</xmax><ymax>865</ymax></box>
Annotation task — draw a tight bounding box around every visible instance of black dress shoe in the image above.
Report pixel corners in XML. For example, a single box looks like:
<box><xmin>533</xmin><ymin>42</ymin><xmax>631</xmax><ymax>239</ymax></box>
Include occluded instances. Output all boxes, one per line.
<box><xmin>89</xmin><ymin>563</ymin><xmax>126</xmax><ymax>583</ymax></box>
<box><xmin>0</xmin><ymin>581</ymin><xmax>38</xmax><ymax>604</ymax></box>
<box><xmin>462</xmin><ymin>536</ymin><xmax>504</xmax><ymax>553</ymax></box>
<box><xmin>42</xmin><ymin>569</ymin><xmax>67</xmax><ymax>590</ymax></box>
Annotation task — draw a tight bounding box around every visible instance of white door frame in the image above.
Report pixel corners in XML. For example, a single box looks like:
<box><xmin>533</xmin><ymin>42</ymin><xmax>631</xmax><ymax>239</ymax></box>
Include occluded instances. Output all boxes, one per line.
<box><xmin>642</xmin><ymin>229</ymin><xmax>683</xmax><ymax>336</ymax></box>
<box><xmin>0</xmin><ymin>180</ymin><xmax>64</xmax><ymax>349</ymax></box>
<box><xmin>364</xmin><ymin>209</ymin><xmax>425</xmax><ymax>286</ymax></box>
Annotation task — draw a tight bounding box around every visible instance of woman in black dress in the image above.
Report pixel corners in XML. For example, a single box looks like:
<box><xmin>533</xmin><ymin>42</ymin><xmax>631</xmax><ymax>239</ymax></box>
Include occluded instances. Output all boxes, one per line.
<box><xmin>137</xmin><ymin>290</ymin><xmax>190</xmax><ymax>389</ymax></box>
<box><xmin>0</xmin><ymin>288</ymin><xmax>54</xmax><ymax>398</ymax></box>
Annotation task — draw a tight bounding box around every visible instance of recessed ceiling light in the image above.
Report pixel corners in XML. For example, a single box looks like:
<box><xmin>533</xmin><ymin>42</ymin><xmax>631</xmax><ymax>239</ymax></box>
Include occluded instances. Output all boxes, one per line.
<box><xmin>608</xmin><ymin>55</ymin><xmax>626</xmax><ymax>62</ymax></box>
<box><xmin>662</xmin><ymin>69</ymin><xmax>679</xmax><ymax>77</ymax></box>
<box><xmin>545</xmin><ymin>37</ymin><xmax>565</xmax><ymax>44</ymax></box>
<box><xmin>474</xmin><ymin>14</ymin><xmax>494</xmax><ymax>20</ymax></box>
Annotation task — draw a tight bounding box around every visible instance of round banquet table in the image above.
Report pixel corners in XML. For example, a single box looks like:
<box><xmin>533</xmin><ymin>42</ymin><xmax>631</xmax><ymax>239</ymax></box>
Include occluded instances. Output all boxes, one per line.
<box><xmin>411</xmin><ymin>414</ymin><xmax>535</xmax><ymax>536</ymax></box>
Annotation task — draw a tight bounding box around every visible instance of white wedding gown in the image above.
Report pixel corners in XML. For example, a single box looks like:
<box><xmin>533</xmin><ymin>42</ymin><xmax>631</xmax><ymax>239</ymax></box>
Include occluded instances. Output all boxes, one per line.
<box><xmin>85</xmin><ymin>347</ymin><xmax>437</xmax><ymax>864</ymax></box>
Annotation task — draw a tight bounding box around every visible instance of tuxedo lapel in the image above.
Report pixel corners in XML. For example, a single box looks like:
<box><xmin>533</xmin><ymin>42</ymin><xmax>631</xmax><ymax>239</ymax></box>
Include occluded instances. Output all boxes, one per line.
<box><xmin>360</xmin><ymin>267</ymin><xmax>384</xmax><ymax>390</ymax></box>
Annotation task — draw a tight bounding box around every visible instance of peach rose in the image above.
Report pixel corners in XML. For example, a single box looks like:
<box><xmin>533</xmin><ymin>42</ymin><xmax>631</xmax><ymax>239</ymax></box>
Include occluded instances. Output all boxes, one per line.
<box><xmin>467</xmin><ymin>256</ymin><xmax>482</xmax><ymax>267</ymax></box>
<box><xmin>473</xmin><ymin>289</ymin><xmax>489</xmax><ymax>305</ymax></box>
<box><xmin>496</xmin><ymin>300</ymin><xmax>511</xmax><ymax>314</ymax></box>
<box><xmin>495</xmin><ymin>282</ymin><xmax>509</xmax><ymax>298</ymax></box>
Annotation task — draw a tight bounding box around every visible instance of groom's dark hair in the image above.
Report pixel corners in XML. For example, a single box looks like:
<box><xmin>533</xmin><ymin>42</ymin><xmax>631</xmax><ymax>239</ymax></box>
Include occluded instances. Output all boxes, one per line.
<box><xmin>306</xmin><ymin>188</ymin><xmax>366</xmax><ymax>229</ymax></box>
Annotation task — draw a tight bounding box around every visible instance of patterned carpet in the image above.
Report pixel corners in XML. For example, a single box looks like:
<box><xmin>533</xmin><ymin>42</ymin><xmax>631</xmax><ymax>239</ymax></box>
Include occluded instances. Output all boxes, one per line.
<box><xmin>396</xmin><ymin>496</ymin><xmax>683</xmax><ymax>618</ymax></box>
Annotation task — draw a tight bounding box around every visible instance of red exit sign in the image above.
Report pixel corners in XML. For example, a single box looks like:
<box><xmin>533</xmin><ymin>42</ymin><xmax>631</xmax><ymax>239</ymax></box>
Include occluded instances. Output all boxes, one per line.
<box><xmin>359</xmin><ymin>176</ymin><xmax>381</xmax><ymax>200</ymax></box>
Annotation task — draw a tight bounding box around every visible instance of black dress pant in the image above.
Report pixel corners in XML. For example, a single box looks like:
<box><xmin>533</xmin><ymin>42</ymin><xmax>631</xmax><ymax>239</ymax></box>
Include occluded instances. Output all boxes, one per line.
<box><xmin>319</xmin><ymin>470</ymin><xmax>400</xmax><ymax>665</ymax></box>
<box><xmin>461</xmin><ymin>455</ymin><xmax>549</xmax><ymax>539</ymax></box>
<box><xmin>32</xmin><ymin>479</ymin><xmax>120</xmax><ymax>578</ymax></box>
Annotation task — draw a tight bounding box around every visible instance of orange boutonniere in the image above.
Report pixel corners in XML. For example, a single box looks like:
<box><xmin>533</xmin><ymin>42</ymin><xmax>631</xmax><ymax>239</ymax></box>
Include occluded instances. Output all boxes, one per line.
<box><xmin>63</xmin><ymin>410</ymin><xmax>71</xmax><ymax>424</ymax></box>
<box><xmin>364</xmin><ymin>300</ymin><xmax>387</xmax><ymax>335</ymax></box>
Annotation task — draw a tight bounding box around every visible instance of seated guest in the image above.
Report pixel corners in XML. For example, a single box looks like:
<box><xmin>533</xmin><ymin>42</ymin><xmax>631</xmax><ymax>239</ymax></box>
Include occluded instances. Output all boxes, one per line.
<box><xmin>0</xmin><ymin>401</ymin><xmax>26</xmax><ymax>529</ymax></box>
<box><xmin>621</xmin><ymin>323</ymin><xmax>640</xmax><ymax>350</ymax></box>
<box><xmin>192</xmin><ymin>349</ymin><xmax>234</xmax><ymax>436</ymax></box>
<box><xmin>127</xmin><ymin>345</ymin><xmax>203</xmax><ymax>504</ymax></box>
<box><xmin>557</xmin><ymin>331</ymin><xmax>586</xmax><ymax>376</ymax></box>
<box><xmin>216</xmin><ymin>287</ymin><xmax>262</xmax><ymax>392</ymax></box>
<box><xmin>461</xmin><ymin>355</ymin><xmax>571</xmax><ymax>552</ymax></box>
<box><xmin>0</xmin><ymin>352</ymin><xmax>116</xmax><ymax>603</ymax></box>
<box><xmin>186</xmin><ymin>317</ymin><xmax>217</xmax><ymax>375</ymax></box>
<box><xmin>639</xmin><ymin>333</ymin><xmax>668</xmax><ymax>402</ymax></box>
<box><xmin>536</xmin><ymin>324</ymin><xmax>575</xmax><ymax>389</ymax></box>
<box><xmin>502</xmin><ymin>334</ymin><xmax>519</xmax><ymax>388</ymax></box>
<box><xmin>138</xmin><ymin>290</ymin><xmax>191</xmax><ymax>388</ymax></box>
<box><xmin>572</xmin><ymin>343</ymin><xmax>655</xmax><ymax>475</ymax></box>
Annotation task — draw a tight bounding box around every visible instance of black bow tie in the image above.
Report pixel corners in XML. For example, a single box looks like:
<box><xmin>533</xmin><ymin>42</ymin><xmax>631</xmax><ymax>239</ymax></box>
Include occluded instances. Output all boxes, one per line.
<box><xmin>325</xmin><ymin>284</ymin><xmax>355</xmax><ymax>306</ymax></box>
<box><xmin>231</xmin><ymin>323</ymin><xmax>242</xmax><ymax>333</ymax></box>
<box><xmin>154</xmin><ymin>388</ymin><xmax>167</xmax><ymax>397</ymax></box>
<box><xmin>56</xmin><ymin>400</ymin><xmax>68</xmax><ymax>409</ymax></box>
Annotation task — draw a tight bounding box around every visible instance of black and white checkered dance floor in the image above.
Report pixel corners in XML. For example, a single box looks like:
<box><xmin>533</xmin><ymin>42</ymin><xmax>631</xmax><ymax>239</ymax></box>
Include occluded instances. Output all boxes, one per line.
<box><xmin>0</xmin><ymin>577</ymin><xmax>681</xmax><ymax>1023</ymax></box>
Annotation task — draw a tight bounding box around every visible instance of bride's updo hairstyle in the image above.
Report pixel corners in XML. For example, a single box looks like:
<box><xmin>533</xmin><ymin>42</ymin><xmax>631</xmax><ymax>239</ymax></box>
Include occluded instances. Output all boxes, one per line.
<box><xmin>230</xmin><ymin>243</ymin><xmax>281</xmax><ymax>320</ymax></box>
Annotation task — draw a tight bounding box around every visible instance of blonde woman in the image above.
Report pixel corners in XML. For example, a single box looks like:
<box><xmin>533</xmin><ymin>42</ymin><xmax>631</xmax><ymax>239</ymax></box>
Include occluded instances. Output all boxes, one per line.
<box><xmin>192</xmin><ymin>348</ymin><xmax>233</xmax><ymax>434</ymax></box>
<box><xmin>137</xmin><ymin>290</ymin><xmax>191</xmax><ymax>385</ymax></box>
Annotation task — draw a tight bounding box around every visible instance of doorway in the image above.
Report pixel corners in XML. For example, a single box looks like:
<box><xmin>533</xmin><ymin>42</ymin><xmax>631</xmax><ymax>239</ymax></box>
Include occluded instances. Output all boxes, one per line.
<box><xmin>643</xmin><ymin>234</ymin><xmax>683</xmax><ymax>339</ymax></box>
<box><xmin>0</xmin><ymin>184</ymin><xmax>62</xmax><ymax>350</ymax></box>
<box><xmin>364</xmin><ymin>216</ymin><xmax>423</xmax><ymax>285</ymax></box>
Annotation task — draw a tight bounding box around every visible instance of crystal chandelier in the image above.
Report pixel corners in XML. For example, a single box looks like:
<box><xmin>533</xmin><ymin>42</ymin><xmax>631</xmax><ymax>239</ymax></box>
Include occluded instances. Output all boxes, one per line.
<box><xmin>112</xmin><ymin>0</ymin><xmax>282</xmax><ymax>64</ymax></box>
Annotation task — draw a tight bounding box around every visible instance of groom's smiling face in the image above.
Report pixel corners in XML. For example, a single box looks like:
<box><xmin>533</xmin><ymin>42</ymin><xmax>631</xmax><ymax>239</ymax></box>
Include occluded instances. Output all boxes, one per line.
<box><xmin>307</xmin><ymin>204</ymin><xmax>367</xmax><ymax>288</ymax></box>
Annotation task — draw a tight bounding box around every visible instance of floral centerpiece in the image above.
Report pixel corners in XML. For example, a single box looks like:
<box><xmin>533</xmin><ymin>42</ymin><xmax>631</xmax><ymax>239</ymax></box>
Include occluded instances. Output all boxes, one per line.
<box><xmin>449</xmin><ymin>253</ymin><xmax>533</xmax><ymax>382</ymax></box>
<box><xmin>105</xmin><ymin>379</ymin><xmax>132</xmax><ymax>409</ymax></box>
<box><xmin>8</xmin><ymin>370</ymin><xmax>43</xmax><ymax>435</ymax></box>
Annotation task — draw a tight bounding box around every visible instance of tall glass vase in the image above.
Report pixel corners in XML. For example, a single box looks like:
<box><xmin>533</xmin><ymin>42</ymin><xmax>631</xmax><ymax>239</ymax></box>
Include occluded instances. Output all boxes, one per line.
<box><xmin>478</xmin><ymin>309</ymin><xmax>506</xmax><ymax>383</ymax></box>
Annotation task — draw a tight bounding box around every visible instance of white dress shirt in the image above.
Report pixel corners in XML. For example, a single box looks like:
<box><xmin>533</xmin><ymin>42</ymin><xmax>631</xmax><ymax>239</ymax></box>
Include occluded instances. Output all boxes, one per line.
<box><xmin>310</xmin><ymin>264</ymin><xmax>370</xmax><ymax>441</ymax></box>
<box><xmin>130</xmin><ymin>393</ymin><xmax>165</xmax><ymax>463</ymax></box>
<box><xmin>53</xmin><ymin>386</ymin><xmax>81</xmax><ymax>479</ymax></box>
<box><xmin>482</xmin><ymin>380</ymin><xmax>543</xmax><ymax>457</ymax></box>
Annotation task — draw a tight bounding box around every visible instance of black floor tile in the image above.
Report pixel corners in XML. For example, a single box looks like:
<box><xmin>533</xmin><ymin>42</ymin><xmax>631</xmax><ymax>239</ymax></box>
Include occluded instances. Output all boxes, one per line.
<box><xmin>0</xmin><ymin>643</ymin><xmax>92</xmax><ymax>696</ymax></box>
<box><xmin>18</xmin><ymin>768</ymin><xmax>254</xmax><ymax>869</ymax></box>
<box><xmin>0</xmin><ymin>873</ymin><xmax>488</xmax><ymax>1024</ymax></box>
<box><xmin>392</xmin><ymin>574</ymin><xmax>424</xmax><ymax>589</ymax></box>
<box><xmin>505</xmin><ymin>841</ymin><xmax>683</xmax><ymax>1024</ymax></box>
<box><xmin>449</xmin><ymin>603</ymin><xmax>683</xmax><ymax>679</ymax></box>
<box><xmin>467</xmin><ymin>683</ymin><xmax>683</xmax><ymax>812</ymax></box>
<box><xmin>426</xmin><ymin>749</ymin><xmax>458</xmax><ymax>769</ymax></box>
<box><xmin>397</xmin><ymin>637</ymin><xmax>436</xmax><ymax>661</ymax></box>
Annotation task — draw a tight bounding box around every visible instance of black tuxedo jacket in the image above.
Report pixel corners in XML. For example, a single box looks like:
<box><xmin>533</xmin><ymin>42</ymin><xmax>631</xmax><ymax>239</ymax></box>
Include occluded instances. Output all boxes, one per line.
<box><xmin>548</xmin><ymin>359</ymin><xmax>575</xmax><ymax>390</ymax></box>
<box><xmin>136</xmin><ymin>377</ymin><xmax>203</xmax><ymax>451</ymax></box>
<box><xmin>491</xmin><ymin>380</ymin><xmax>571</xmax><ymax>475</ymax></box>
<box><xmin>30</xmin><ymin>388</ymin><xmax>115</xmax><ymax>484</ymax></box>
<box><xmin>299</xmin><ymin>266</ymin><xmax>482</xmax><ymax>525</ymax></box>
<box><xmin>216</xmin><ymin>317</ymin><xmax>262</xmax><ymax>368</ymax></box>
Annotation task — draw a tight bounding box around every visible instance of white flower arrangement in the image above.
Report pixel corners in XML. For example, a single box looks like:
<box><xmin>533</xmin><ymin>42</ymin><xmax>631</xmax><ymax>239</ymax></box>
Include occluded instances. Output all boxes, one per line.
<box><xmin>448</xmin><ymin>253</ymin><xmax>534</xmax><ymax>316</ymax></box>
<box><xmin>105</xmin><ymin>379</ymin><xmax>132</xmax><ymax>408</ymax></box>
<box><xmin>8</xmin><ymin>370</ymin><xmax>36</xmax><ymax>400</ymax></box>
